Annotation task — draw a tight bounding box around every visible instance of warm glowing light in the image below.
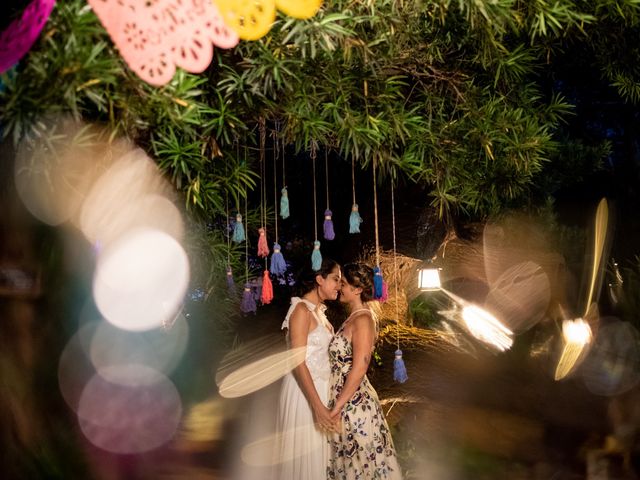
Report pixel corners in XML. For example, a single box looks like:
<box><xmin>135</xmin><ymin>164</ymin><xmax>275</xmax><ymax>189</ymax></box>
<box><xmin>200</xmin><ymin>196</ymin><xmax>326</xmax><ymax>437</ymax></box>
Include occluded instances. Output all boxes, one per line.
<box><xmin>461</xmin><ymin>305</ymin><xmax>513</xmax><ymax>351</ymax></box>
<box><xmin>418</xmin><ymin>268</ymin><xmax>441</xmax><ymax>291</ymax></box>
<box><xmin>93</xmin><ymin>228</ymin><xmax>189</xmax><ymax>331</ymax></box>
<box><xmin>554</xmin><ymin>319</ymin><xmax>593</xmax><ymax>380</ymax></box>
<box><xmin>79</xmin><ymin>149</ymin><xmax>179</xmax><ymax>247</ymax></box>
<box><xmin>217</xmin><ymin>347</ymin><xmax>307</xmax><ymax>398</ymax></box>
<box><xmin>563</xmin><ymin>318</ymin><xmax>592</xmax><ymax>344</ymax></box>
<box><xmin>14</xmin><ymin>118</ymin><xmax>112</xmax><ymax>225</ymax></box>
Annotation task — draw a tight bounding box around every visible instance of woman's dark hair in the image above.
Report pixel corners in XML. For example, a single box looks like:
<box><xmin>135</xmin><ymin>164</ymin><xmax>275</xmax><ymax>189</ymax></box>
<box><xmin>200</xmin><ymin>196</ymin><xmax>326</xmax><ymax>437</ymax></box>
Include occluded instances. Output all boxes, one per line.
<box><xmin>342</xmin><ymin>263</ymin><xmax>374</xmax><ymax>302</ymax></box>
<box><xmin>295</xmin><ymin>258</ymin><xmax>340</xmax><ymax>297</ymax></box>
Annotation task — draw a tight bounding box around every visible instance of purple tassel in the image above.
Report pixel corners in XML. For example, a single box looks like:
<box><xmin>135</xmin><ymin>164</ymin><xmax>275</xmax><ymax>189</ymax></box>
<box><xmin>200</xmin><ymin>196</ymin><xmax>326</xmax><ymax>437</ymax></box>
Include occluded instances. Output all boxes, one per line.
<box><xmin>323</xmin><ymin>209</ymin><xmax>335</xmax><ymax>240</ymax></box>
<box><xmin>240</xmin><ymin>283</ymin><xmax>257</xmax><ymax>314</ymax></box>
<box><xmin>373</xmin><ymin>266</ymin><xmax>384</xmax><ymax>299</ymax></box>
<box><xmin>393</xmin><ymin>349</ymin><xmax>408</xmax><ymax>383</ymax></box>
<box><xmin>270</xmin><ymin>243</ymin><xmax>287</xmax><ymax>276</ymax></box>
<box><xmin>226</xmin><ymin>266</ymin><xmax>236</xmax><ymax>296</ymax></box>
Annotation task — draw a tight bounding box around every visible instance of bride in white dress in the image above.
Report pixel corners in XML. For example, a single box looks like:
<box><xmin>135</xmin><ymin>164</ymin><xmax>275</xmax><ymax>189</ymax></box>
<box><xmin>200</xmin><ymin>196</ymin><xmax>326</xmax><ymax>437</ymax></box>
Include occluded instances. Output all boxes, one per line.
<box><xmin>275</xmin><ymin>259</ymin><xmax>341</xmax><ymax>480</ymax></box>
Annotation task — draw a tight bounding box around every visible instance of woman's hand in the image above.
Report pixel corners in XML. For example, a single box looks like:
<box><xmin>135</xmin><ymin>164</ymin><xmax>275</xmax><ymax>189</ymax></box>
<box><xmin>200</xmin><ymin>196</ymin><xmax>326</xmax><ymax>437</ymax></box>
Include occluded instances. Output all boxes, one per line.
<box><xmin>313</xmin><ymin>404</ymin><xmax>336</xmax><ymax>431</ymax></box>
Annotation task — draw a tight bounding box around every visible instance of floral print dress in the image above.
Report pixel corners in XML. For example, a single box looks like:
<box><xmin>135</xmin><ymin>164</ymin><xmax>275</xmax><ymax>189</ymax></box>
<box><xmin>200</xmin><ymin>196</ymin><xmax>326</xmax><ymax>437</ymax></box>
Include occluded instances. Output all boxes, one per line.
<box><xmin>327</xmin><ymin>312</ymin><xmax>402</xmax><ymax>480</ymax></box>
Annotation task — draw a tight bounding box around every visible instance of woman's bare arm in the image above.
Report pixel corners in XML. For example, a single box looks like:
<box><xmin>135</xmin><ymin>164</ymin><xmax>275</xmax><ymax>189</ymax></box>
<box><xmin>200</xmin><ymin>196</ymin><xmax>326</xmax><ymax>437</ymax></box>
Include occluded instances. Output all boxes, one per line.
<box><xmin>329</xmin><ymin>313</ymin><xmax>375</xmax><ymax>417</ymax></box>
<box><xmin>288</xmin><ymin>303</ymin><xmax>334</xmax><ymax>426</ymax></box>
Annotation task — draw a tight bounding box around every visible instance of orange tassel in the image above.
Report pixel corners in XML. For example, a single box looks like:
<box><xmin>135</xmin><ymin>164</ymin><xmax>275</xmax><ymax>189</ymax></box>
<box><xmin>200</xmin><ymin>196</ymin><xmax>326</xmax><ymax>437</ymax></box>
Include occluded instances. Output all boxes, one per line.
<box><xmin>257</xmin><ymin>227</ymin><xmax>269</xmax><ymax>257</ymax></box>
<box><xmin>261</xmin><ymin>270</ymin><xmax>273</xmax><ymax>304</ymax></box>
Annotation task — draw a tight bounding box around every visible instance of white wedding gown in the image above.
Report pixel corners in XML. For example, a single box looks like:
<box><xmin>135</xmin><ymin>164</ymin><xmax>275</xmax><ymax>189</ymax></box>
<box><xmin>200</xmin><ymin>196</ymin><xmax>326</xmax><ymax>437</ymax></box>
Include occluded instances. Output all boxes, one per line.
<box><xmin>275</xmin><ymin>297</ymin><xmax>333</xmax><ymax>480</ymax></box>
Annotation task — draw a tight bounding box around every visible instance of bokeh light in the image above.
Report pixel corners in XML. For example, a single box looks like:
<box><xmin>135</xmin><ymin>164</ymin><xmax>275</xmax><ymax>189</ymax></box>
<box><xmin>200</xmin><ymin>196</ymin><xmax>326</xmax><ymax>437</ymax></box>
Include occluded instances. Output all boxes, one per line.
<box><xmin>78</xmin><ymin>149</ymin><xmax>181</xmax><ymax>248</ymax></box>
<box><xmin>77</xmin><ymin>367</ymin><xmax>182</xmax><ymax>454</ymax></box>
<box><xmin>14</xmin><ymin>117</ymin><xmax>113</xmax><ymax>226</ymax></box>
<box><xmin>581</xmin><ymin>319</ymin><xmax>640</xmax><ymax>395</ymax></box>
<box><xmin>217</xmin><ymin>346</ymin><xmax>306</xmax><ymax>398</ymax></box>
<box><xmin>89</xmin><ymin>315</ymin><xmax>189</xmax><ymax>384</ymax></box>
<box><xmin>554</xmin><ymin>318</ymin><xmax>593</xmax><ymax>381</ymax></box>
<box><xmin>461</xmin><ymin>304</ymin><xmax>513</xmax><ymax>352</ymax></box>
<box><xmin>93</xmin><ymin>228</ymin><xmax>189</xmax><ymax>331</ymax></box>
<box><xmin>484</xmin><ymin>261</ymin><xmax>550</xmax><ymax>334</ymax></box>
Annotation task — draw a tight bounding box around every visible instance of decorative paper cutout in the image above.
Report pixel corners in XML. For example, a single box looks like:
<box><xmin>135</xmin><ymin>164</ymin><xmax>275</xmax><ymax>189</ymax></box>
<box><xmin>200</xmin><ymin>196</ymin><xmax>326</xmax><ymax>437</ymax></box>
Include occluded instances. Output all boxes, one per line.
<box><xmin>275</xmin><ymin>0</ymin><xmax>322</xmax><ymax>19</ymax></box>
<box><xmin>88</xmin><ymin>0</ymin><xmax>239</xmax><ymax>86</ymax></box>
<box><xmin>214</xmin><ymin>0</ymin><xmax>323</xmax><ymax>40</ymax></box>
<box><xmin>214</xmin><ymin>0</ymin><xmax>276</xmax><ymax>41</ymax></box>
<box><xmin>0</xmin><ymin>0</ymin><xmax>55</xmax><ymax>74</ymax></box>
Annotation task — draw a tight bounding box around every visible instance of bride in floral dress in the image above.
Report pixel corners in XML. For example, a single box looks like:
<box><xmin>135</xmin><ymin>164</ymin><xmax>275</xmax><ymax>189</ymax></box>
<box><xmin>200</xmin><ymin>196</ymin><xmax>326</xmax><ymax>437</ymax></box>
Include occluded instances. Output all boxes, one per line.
<box><xmin>275</xmin><ymin>259</ymin><xmax>342</xmax><ymax>480</ymax></box>
<box><xmin>328</xmin><ymin>263</ymin><xmax>402</xmax><ymax>480</ymax></box>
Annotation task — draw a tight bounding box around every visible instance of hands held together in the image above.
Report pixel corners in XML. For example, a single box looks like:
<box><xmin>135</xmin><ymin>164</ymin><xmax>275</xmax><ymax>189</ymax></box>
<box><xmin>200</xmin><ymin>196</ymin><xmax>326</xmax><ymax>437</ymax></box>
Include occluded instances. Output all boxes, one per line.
<box><xmin>314</xmin><ymin>405</ymin><xmax>342</xmax><ymax>433</ymax></box>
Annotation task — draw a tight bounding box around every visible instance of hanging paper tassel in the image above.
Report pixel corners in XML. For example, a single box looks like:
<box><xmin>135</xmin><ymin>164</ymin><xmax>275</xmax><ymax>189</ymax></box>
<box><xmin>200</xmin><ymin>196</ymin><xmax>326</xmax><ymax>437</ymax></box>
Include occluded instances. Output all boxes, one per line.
<box><xmin>270</xmin><ymin>243</ymin><xmax>287</xmax><ymax>276</ymax></box>
<box><xmin>380</xmin><ymin>280</ymin><xmax>389</xmax><ymax>302</ymax></box>
<box><xmin>257</xmin><ymin>227</ymin><xmax>269</xmax><ymax>257</ymax></box>
<box><xmin>373</xmin><ymin>266</ymin><xmax>384</xmax><ymax>299</ymax></box>
<box><xmin>261</xmin><ymin>270</ymin><xmax>273</xmax><ymax>305</ymax></box>
<box><xmin>349</xmin><ymin>203</ymin><xmax>363</xmax><ymax>233</ymax></box>
<box><xmin>323</xmin><ymin>209</ymin><xmax>335</xmax><ymax>240</ymax></box>
<box><xmin>311</xmin><ymin>240</ymin><xmax>322</xmax><ymax>271</ymax></box>
<box><xmin>393</xmin><ymin>349</ymin><xmax>409</xmax><ymax>383</ymax></box>
<box><xmin>226</xmin><ymin>265</ymin><xmax>236</xmax><ymax>296</ymax></box>
<box><xmin>232</xmin><ymin>213</ymin><xmax>245</xmax><ymax>242</ymax></box>
<box><xmin>240</xmin><ymin>284</ymin><xmax>256</xmax><ymax>314</ymax></box>
<box><xmin>280</xmin><ymin>186</ymin><xmax>290</xmax><ymax>219</ymax></box>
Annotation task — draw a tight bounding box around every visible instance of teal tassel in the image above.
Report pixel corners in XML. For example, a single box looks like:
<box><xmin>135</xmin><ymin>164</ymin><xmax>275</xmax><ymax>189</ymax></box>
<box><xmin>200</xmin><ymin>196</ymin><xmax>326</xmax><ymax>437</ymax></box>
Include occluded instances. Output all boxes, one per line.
<box><xmin>232</xmin><ymin>213</ymin><xmax>245</xmax><ymax>243</ymax></box>
<box><xmin>393</xmin><ymin>349</ymin><xmax>408</xmax><ymax>383</ymax></box>
<box><xmin>349</xmin><ymin>203</ymin><xmax>362</xmax><ymax>233</ymax></box>
<box><xmin>280</xmin><ymin>186</ymin><xmax>290</xmax><ymax>219</ymax></box>
<box><xmin>311</xmin><ymin>240</ymin><xmax>322</xmax><ymax>271</ymax></box>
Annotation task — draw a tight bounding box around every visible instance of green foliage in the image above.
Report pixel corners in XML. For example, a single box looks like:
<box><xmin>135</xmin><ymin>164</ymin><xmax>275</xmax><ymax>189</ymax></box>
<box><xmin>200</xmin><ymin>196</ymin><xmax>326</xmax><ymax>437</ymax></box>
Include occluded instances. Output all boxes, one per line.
<box><xmin>1</xmin><ymin>0</ymin><xmax>638</xmax><ymax>301</ymax></box>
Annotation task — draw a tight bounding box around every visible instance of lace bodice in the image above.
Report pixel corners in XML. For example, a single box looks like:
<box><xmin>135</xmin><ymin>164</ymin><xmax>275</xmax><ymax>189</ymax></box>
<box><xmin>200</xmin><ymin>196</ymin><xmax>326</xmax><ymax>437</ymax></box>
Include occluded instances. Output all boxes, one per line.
<box><xmin>282</xmin><ymin>297</ymin><xmax>333</xmax><ymax>382</ymax></box>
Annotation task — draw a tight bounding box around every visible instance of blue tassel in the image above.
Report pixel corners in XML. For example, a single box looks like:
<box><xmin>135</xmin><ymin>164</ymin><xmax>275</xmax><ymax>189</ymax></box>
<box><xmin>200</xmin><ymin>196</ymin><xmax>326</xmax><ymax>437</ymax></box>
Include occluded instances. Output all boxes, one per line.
<box><xmin>270</xmin><ymin>243</ymin><xmax>287</xmax><ymax>276</ymax></box>
<box><xmin>280</xmin><ymin>187</ymin><xmax>290</xmax><ymax>219</ymax></box>
<box><xmin>393</xmin><ymin>349</ymin><xmax>408</xmax><ymax>383</ymax></box>
<box><xmin>349</xmin><ymin>203</ymin><xmax>362</xmax><ymax>233</ymax></box>
<box><xmin>373</xmin><ymin>266</ymin><xmax>384</xmax><ymax>299</ymax></box>
<box><xmin>311</xmin><ymin>240</ymin><xmax>322</xmax><ymax>271</ymax></box>
<box><xmin>323</xmin><ymin>209</ymin><xmax>335</xmax><ymax>240</ymax></box>
<box><xmin>232</xmin><ymin>213</ymin><xmax>245</xmax><ymax>243</ymax></box>
<box><xmin>240</xmin><ymin>284</ymin><xmax>256</xmax><ymax>314</ymax></box>
<box><xmin>226</xmin><ymin>266</ymin><xmax>236</xmax><ymax>296</ymax></box>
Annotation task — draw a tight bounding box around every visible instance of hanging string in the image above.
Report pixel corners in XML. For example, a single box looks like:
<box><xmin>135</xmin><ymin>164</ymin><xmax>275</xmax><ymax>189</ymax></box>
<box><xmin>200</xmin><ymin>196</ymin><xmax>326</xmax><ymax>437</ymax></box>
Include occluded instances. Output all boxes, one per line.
<box><xmin>350</xmin><ymin>156</ymin><xmax>362</xmax><ymax>234</ymax></box>
<box><xmin>312</xmin><ymin>142</ymin><xmax>318</xmax><ymax>241</ymax></box>
<box><xmin>311</xmin><ymin>141</ymin><xmax>322</xmax><ymax>270</ymax></box>
<box><xmin>325</xmin><ymin>150</ymin><xmax>330</xmax><ymax>210</ymax></box>
<box><xmin>280</xmin><ymin>135</ymin><xmax>290</xmax><ymax>219</ymax></box>
<box><xmin>372</xmin><ymin>156</ymin><xmax>385</xmax><ymax>300</ymax></box>
<box><xmin>270</xmin><ymin>126</ymin><xmax>286</xmax><ymax>276</ymax></box>
<box><xmin>323</xmin><ymin>148</ymin><xmax>335</xmax><ymax>240</ymax></box>
<box><xmin>391</xmin><ymin>179</ymin><xmax>408</xmax><ymax>382</ymax></box>
<box><xmin>224</xmin><ymin>149</ymin><xmax>236</xmax><ymax>296</ymax></box>
<box><xmin>240</xmin><ymin>144</ymin><xmax>256</xmax><ymax>314</ymax></box>
<box><xmin>373</xmin><ymin>157</ymin><xmax>380</xmax><ymax>267</ymax></box>
<box><xmin>273</xmin><ymin>131</ymin><xmax>279</xmax><ymax>241</ymax></box>
<box><xmin>391</xmin><ymin>181</ymin><xmax>399</xmax><ymax>349</ymax></box>
<box><xmin>257</xmin><ymin>119</ymin><xmax>269</xmax><ymax>258</ymax></box>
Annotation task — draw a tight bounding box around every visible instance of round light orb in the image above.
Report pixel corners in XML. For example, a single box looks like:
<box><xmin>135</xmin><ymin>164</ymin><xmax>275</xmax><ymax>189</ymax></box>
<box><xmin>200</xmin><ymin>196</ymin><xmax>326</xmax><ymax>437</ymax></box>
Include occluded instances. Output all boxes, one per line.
<box><xmin>93</xmin><ymin>228</ymin><xmax>189</xmax><ymax>331</ymax></box>
<box><xmin>77</xmin><ymin>367</ymin><xmax>182</xmax><ymax>454</ymax></box>
<box><xmin>89</xmin><ymin>315</ymin><xmax>189</xmax><ymax>383</ymax></box>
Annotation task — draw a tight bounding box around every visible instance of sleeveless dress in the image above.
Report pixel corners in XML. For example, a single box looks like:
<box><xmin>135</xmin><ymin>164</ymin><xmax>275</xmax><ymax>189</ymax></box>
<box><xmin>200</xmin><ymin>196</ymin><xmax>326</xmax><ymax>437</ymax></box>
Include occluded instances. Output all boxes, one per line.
<box><xmin>275</xmin><ymin>297</ymin><xmax>333</xmax><ymax>480</ymax></box>
<box><xmin>328</xmin><ymin>309</ymin><xmax>402</xmax><ymax>480</ymax></box>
